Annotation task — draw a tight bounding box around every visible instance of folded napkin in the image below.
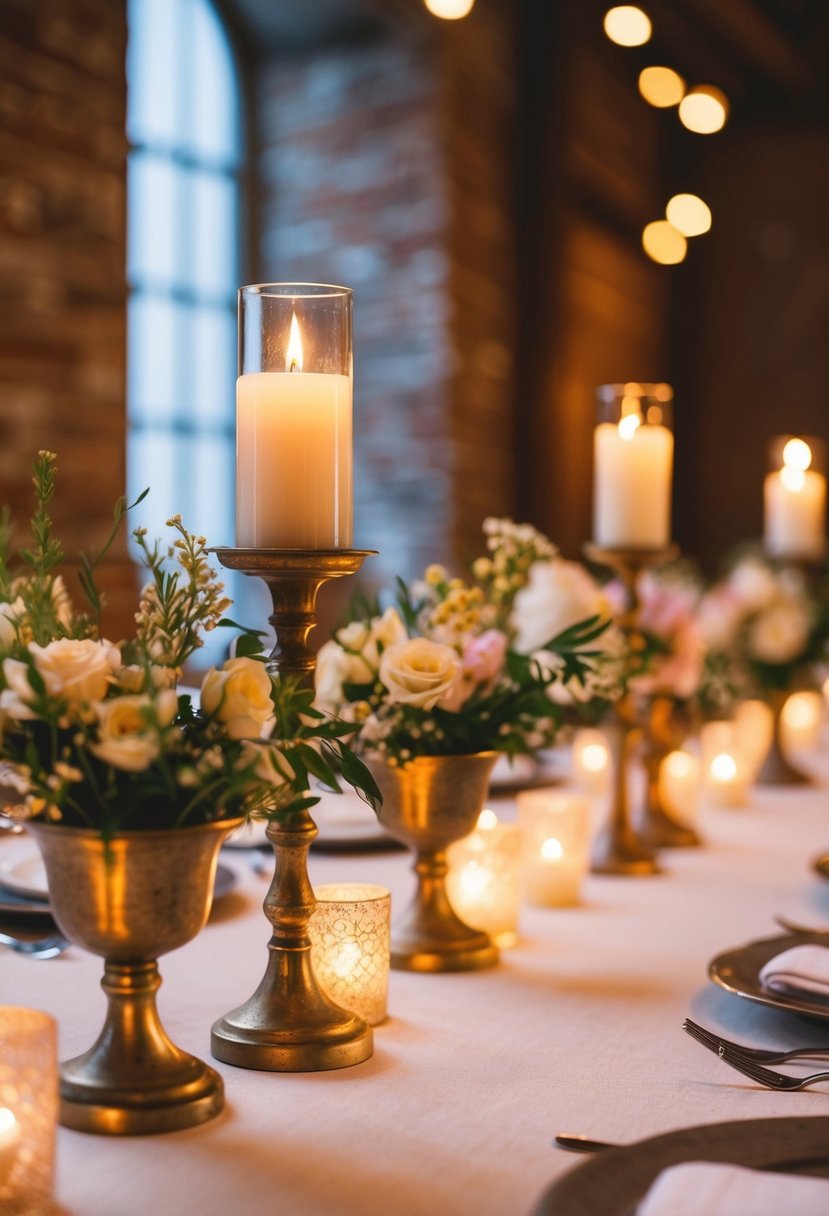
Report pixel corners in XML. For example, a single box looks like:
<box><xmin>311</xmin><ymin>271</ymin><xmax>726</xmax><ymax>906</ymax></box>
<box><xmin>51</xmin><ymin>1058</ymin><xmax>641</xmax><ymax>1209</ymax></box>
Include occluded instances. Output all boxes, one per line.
<box><xmin>759</xmin><ymin>943</ymin><xmax>829</xmax><ymax>999</ymax></box>
<box><xmin>637</xmin><ymin>1162</ymin><xmax>829</xmax><ymax>1216</ymax></box>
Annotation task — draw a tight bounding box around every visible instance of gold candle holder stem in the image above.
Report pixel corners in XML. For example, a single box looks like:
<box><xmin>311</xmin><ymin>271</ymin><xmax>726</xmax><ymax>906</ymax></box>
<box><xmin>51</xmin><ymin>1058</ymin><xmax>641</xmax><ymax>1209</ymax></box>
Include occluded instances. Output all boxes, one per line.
<box><xmin>757</xmin><ymin>689</ymin><xmax>811</xmax><ymax>786</ymax></box>
<box><xmin>638</xmin><ymin>698</ymin><xmax>701</xmax><ymax>849</ymax></box>
<box><xmin>210</xmin><ymin>548</ymin><xmax>377</xmax><ymax>1072</ymax></box>
<box><xmin>583</xmin><ymin>543</ymin><xmax>679</xmax><ymax>876</ymax></box>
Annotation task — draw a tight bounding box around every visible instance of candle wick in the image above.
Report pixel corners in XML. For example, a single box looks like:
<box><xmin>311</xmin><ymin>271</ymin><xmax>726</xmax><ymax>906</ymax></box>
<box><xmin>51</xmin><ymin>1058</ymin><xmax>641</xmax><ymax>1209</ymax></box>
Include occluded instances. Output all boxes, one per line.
<box><xmin>289</xmin><ymin>359</ymin><xmax>300</xmax><ymax>373</ymax></box>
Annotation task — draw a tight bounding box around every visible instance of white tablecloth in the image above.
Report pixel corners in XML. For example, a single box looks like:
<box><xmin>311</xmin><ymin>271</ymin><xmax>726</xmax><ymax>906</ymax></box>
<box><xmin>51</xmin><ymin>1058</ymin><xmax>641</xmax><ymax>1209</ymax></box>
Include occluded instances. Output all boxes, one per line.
<box><xmin>4</xmin><ymin>774</ymin><xmax>829</xmax><ymax>1216</ymax></box>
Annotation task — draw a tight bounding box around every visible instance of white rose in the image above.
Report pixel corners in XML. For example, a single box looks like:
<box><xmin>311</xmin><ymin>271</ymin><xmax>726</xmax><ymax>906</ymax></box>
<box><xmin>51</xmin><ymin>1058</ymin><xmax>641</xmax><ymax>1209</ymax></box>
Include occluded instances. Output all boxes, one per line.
<box><xmin>201</xmin><ymin>656</ymin><xmax>274</xmax><ymax>739</ymax></box>
<box><xmin>315</xmin><ymin>639</ymin><xmax>350</xmax><ymax>713</ymax></box>
<box><xmin>90</xmin><ymin>690</ymin><xmax>178</xmax><ymax>772</ymax></box>
<box><xmin>728</xmin><ymin>559</ymin><xmax>779</xmax><ymax>612</ymax></box>
<box><xmin>238</xmin><ymin>740</ymin><xmax>290</xmax><ymax>787</ymax></box>
<box><xmin>379</xmin><ymin>638</ymin><xmax>461</xmax><ymax>710</ymax></box>
<box><xmin>0</xmin><ymin>597</ymin><xmax>24</xmax><ymax>649</ymax></box>
<box><xmin>0</xmin><ymin>659</ymin><xmax>40</xmax><ymax>719</ymax></box>
<box><xmin>511</xmin><ymin>560</ymin><xmax>610</xmax><ymax>655</ymax></box>
<box><xmin>335</xmin><ymin>608</ymin><xmax>408</xmax><ymax>683</ymax></box>
<box><xmin>748</xmin><ymin>601</ymin><xmax>811</xmax><ymax>665</ymax></box>
<box><xmin>30</xmin><ymin>638</ymin><xmax>120</xmax><ymax>702</ymax></box>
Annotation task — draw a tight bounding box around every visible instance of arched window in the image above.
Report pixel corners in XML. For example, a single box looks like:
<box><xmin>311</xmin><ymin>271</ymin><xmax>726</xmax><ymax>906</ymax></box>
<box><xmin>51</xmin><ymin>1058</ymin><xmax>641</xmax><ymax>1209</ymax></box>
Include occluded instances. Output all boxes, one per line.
<box><xmin>126</xmin><ymin>0</ymin><xmax>243</xmax><ymax>662</ymax></box>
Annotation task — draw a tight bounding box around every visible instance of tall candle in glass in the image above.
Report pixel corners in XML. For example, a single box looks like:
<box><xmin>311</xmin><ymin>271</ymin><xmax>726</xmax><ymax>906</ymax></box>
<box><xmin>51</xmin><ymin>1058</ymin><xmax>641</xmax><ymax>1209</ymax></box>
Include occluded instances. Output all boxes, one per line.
<box><xmin>764</xmin><ymin>435</ymin><xmax>826</xmax><ymax>560</ymax></box>
<box><xmin>593</xmin><ymin>383</ymin><xmax>674</xmax><ymax>549</ymax></box>
<box><xmin>236</xmin><ymin>284</ymin><xmax>353</xmax><ymax>549</ymax></box>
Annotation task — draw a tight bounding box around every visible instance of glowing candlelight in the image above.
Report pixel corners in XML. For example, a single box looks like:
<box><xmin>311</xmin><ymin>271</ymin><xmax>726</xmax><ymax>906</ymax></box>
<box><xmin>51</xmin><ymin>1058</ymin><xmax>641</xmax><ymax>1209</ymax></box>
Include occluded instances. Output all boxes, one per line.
<box><xmin>447</xmin><ymin>809</ymin><xmax>521</xmax><ymax>947</ymax></box>
<box><xmin>764</xmin><ymin>436</ymin><xmax>826</xmax><ymax>560</ymax></box>
<box><xmin>309</xmin><ymin>884</ymin><xmax>390</xmax><ymax>1025</ymax></box>
<box><xmin>518</xmin><ymin>790</ymin><xmax>590</xmax><ymax>907</ymax></box>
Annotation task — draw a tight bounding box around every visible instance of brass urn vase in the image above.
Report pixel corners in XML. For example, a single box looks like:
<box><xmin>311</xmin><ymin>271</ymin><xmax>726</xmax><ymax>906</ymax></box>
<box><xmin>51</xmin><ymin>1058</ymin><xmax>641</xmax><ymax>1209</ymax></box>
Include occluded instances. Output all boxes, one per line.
<box><xmin>28</xmin><ymin>817</ymin><xmax>241</xmax><ymax>1135</ymax></box>
<box><xmin>371</xmin><ymin>752</ymin><xmax>499</xmax><ymax>973</ymax></box>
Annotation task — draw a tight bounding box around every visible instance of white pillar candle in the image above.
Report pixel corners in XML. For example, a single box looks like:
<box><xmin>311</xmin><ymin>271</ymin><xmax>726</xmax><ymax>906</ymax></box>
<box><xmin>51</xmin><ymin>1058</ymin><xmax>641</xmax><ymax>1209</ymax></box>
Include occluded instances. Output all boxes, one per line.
<box><xmin>764</xmin><ymin>438</ymin><xmax>826</xmax><ymax>559</ymax></box>
<box><xmin>236</xmin><ymin>286</ymin><xmax>353</xmax><ymax>549</ymax></box>
<box><xmin>593</xmin><ymin>418</ymin><xmax>674</xmax><ymax>548</ymax></box>
<box><xmin>446</xmin><ymin>809</ymin><xmax>521</xmax><ymax>947</ymax></box>
<box><xmin>517</xmin><ymin>790</ymin><xmax>590</xmax><ymax>907</ymax></box>
<box><xmin>571</xmin><ymin>728</ymin><xmax>610</xmax><ymax>795</ymax></box>
<box><xmin>658</xmin><ymin>750</ymin><xmax>700</xmax><ymax>824</ymax></box>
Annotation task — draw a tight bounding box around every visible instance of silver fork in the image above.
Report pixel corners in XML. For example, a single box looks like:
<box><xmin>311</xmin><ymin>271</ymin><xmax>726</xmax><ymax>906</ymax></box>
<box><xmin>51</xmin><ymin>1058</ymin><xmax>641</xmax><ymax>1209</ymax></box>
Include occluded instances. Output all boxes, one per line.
<box><xmin>718</xmin><ymin>1048</ymin><xmax>829</xmax><ymax>1091</ymax></box>
<box><xmin>683</xmin><ymin>1017</ymin><xmax>829</xmax><ymax>1064</ymax></box>
<box><xmin>774</xmin><ymin>915</ymin><xmax>829</xmax><ymax>936</ymax></box>
<box><xmin>0</xmin><ymin>931</ymin><xmax>68</xmax><ymax>960</ymax></box>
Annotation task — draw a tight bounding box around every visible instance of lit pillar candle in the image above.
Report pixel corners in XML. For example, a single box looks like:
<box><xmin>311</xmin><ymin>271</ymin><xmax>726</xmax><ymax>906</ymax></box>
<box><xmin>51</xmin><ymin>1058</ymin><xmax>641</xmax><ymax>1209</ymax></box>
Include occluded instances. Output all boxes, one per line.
<box><xmin>309</xmin><ymin>884</ymin><xmax>390</xmax><ymax>1025</ymax></box>
<box><xmin>517</xmin><ymin>790</ymin><xmax>590</xmax><ymax>907</ymax></box>
<box><xmin>571</xmin><ymin>728</ymin><xmax>610</xmax><ymax>795</ymax></box>
<box><xmin>764</xmin><ymin>436</ymin><xmax>826</xmax><ymax>560</ymax></box>
<box><xmin>700</xmin><ymin>721</ymin><xmax>750</xmax><ymax>807</ymax></box>
<box><xmin>593</xmin><ymin>383</ymin><xmax>674</xmax><ymax>549</ymax></box>
<box><xmin>446</xmin><ymin>809</ymin><xmax>522</xmax><ymax>947</ymax></box>
<box><xmin>236</xmin><ymin>284</ymin><xmax>353</xmax><ymax>549</ymax></box>
<box><xmin>0</xmin><ymin>1007</ymin><xmax>57</xmax><ymax>1214</ymax></box>
<box><xmin>658</xmin><ymin>750</ymin><xmax>700</xmax><ymax>824</ymax></box>
<box><xmin>782</xmin><ymin>691</ymin><xmax>824</xmax><ymax>753</ymax></box>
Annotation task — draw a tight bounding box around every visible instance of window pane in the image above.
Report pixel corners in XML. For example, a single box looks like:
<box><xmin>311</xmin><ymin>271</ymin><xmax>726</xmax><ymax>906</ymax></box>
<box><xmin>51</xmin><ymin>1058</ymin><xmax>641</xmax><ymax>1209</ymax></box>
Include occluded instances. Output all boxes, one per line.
<box><xmin>189</xmin><ymin>305</ymin><xmax>236</xmax><ymax>426</ymax></box>
<box><xmin>128</xmin><ymin>428</ymin><xmax>180</xmax><ymax>546</ymax></box>
<box><xmin>191</xmin><ymin>433</ymin><xmax>234</xmax><ymax>547</ymax></box>
<box><xmin>127</xmin><ymin>0</ymin><xmax>183</xmax><ymax>149</ymax></box>
<box><xmin>128</xmin><ymin>293</ymin><xmax>180</xmax><ymax>423</ymax></box>
<box><xmin>187</xmin><ymin>169</ymin><xmax>237</xmax><ymax>299</ymax></box>
<box><xmin>128</xmin><ymin>153</ymin><xmax>185</xmax><ymax>288</ymax></box>
<box><xmin>187</xmin><ymin>0</ymin><xmax>240</xmax><ymax>167</ymax></box>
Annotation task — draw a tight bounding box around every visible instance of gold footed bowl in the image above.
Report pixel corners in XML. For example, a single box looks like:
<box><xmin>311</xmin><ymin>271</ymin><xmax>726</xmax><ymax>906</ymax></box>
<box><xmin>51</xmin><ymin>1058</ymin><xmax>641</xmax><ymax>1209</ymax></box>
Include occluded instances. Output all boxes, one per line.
<box><xmin>757</xmin><ymin>691</ymin><xmax>811</xmax><ymax>786</ymax></box>
<box><xmin>371</xmin><ymin>752</ymin><xmax>500</xmax><ymax>973</ymax></box>
<box><xmin>28</xmin><ymin>817</ymin><xmax>242</xmax><ymax>1136</ymax></box>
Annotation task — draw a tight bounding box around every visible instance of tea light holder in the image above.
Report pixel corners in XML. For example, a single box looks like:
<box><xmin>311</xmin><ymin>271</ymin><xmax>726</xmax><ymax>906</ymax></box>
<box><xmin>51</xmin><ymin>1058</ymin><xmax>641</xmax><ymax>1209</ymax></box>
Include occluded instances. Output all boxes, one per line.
<box><xmin>571</xmin><ymin>729</ymin><xmax>610</xmax><ymax>795</ymax></box>
<box><xmin>658</xmin><ymin>750</ymin><xmax>701</xmax><ymax>826</ymax></box>
<box><xmin>734</xmin><ymin>699</ymin><xmax>774</xmax><ymax>781</ymax></box>
<box><xmin>700</xmin><ymin>721</ymin><xmax>750</xmax><ymax>807</ymax></box>
<box><xmin>446</xmin><ymin>809</ymin><xmax>522</xmax><ymax>947</ymax></box>
<box><xmin>309</xmin><ymin>884</ymin><xmax>391</xmax><ymax>1027</ymax></box>
<box><xmin>781</xmin><ymin>691</ymin><xmax>824</xmax><ymax>754</ymax></box>
<box><xmin>0</xmin><ymin>1007</ymin><xmax>57</xmax><ymax>1215</ymax></box>
<box><xmin>517</xmin><ymin>790</ymin><xmax>590</xmax><ymax>907</ymax></box>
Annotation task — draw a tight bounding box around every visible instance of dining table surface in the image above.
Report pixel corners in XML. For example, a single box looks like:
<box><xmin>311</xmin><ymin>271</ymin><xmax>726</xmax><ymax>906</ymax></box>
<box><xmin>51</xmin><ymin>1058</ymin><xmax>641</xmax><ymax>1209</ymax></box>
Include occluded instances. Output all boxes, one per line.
<box><xmin>4</xmin><ymin>750</ymin><xmax>829</xmax><ymax>1216</ymax></box>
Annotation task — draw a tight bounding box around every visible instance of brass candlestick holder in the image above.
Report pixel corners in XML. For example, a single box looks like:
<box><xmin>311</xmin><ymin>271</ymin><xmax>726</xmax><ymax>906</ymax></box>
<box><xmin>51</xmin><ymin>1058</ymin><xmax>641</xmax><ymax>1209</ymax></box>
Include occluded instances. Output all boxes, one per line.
<box><xmin>210</xmin><ymin>548</ymin><xmax>377</xmax><ymax>1072</ymax></box>
<box><xmin>638</xmin><ymin>697</ymin><xmax>701</xmax><ymax>849</ymax></box>
<box><xmin>583</xmin><ymin>543</ymin><xmax>679</xmax><ymax>876</ymax></box>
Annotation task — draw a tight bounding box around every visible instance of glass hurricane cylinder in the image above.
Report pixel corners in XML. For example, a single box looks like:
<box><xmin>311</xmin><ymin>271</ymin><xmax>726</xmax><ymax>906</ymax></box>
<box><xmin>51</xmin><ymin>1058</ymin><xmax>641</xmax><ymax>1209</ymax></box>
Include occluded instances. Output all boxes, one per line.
<box><xmin>0</xmin><ymin>1007</ymin><xmax>57</xmax><ymax>1216</ymax></box>
<box><xmin>236</xmin><ymin>283</ymin><xmax>353</xmax><ymax>549</ymax></box>
<box><xmin>764</xmin><ymin>435</ymin><xmax>826</xmax><ymax>561</ymax></box>
<box><xmin>593</xmin><ymin>383</ymin><xmax>674</xmax><ymax>550</ymax></box>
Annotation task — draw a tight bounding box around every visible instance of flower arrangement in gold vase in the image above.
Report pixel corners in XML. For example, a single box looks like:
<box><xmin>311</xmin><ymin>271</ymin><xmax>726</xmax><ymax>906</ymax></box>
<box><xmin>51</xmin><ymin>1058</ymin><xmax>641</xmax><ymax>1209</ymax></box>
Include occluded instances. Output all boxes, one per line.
<box><xmin>0</xmin><ymin>451</ymin><xmax>377</xmax><ymax>1136</ymax></box>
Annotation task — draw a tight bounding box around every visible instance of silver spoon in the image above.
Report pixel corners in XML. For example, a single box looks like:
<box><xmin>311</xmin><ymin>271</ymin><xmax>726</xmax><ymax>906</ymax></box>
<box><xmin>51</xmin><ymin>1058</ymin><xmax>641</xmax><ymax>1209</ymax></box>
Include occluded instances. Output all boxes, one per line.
<box><xmin>0</xmin><ymin>931</ymin><xmax>68</xmax><ymax>959</ymax></box>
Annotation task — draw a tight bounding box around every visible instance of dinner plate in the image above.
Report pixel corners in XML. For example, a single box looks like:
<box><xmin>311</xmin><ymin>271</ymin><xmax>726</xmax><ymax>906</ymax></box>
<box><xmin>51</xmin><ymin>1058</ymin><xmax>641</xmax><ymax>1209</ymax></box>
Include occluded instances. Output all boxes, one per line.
<box><xmin>0</xmin><ymin>847</ymin><xmax>236</xmax><ymax>904</ymax></box>
<box><xmin>533</xmin><ymin>1116</ymin><xmax>829</xmax><ymax>1216</ymax></box>
<box><xmin>223</xmin><ymin>790</ymin><xmax>398</xmax><ymax>852</ymax></box>
<box><xmin>709</xmin><ymin>931</ymin><xmax>829</xmax><ymax>1020</ymax></box>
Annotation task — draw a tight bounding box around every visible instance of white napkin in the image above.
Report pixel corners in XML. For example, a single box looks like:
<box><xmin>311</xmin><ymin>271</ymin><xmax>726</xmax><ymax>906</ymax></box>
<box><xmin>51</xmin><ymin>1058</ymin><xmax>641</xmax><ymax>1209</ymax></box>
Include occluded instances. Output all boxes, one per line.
<box><xmin>759</xmin><ymin>943</ymin><xmax>829</xmax><ymax>999</ymax></box>
<box><xmin>636</xmin><ymin>1161</ymin><xmax>829</xmax><ymax>1216</ymax></box>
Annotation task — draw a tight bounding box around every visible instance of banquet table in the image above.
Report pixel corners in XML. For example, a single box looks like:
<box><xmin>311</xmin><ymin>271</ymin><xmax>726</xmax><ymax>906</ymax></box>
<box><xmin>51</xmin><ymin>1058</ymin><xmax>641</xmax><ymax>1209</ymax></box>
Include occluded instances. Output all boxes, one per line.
<box><xmin>4</xmin><ymin>770</ymin><xmax>829</xmax><ymax>1216</ymax></box>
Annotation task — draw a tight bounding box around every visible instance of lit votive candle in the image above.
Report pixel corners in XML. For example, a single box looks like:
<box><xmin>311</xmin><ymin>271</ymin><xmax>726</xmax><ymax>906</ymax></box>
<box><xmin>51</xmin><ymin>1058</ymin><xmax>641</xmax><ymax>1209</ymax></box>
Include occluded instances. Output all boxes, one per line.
<box><xmin>658</xmin><ymin>750</ymin><xmax>701</xmax><ymax>825</ymax></box>
<box><xmin>781</xmin><ymin>691</ymin><xmax>824</xmax><ymax>753</ymax></box>
<box><xmin>571</xmin><ymin>728</ymin><xmax>610</xmax><ymax>795</ymax></box>
<box><xmin>517</xmin><ymin>790</ymin><xmax>590</xmax><ymax>907</ymax></box>
<box><xmin>701</xmin><ymin>721</ymin><xmax>750</xmax><ymax>807</ymax></box>
<box><xmin>309</xmin><ymin>884</ymin><xmax>390</xmax><ymax>1025</ymax></box>
<box><xmin>446</xmin><ymin>809</ymin><xmax>522</xmax><ymax>947</ymax></box>
<box><xmin>764</xmin><ymin>435</ymin><xmax>826</xmax><ymax>560</ymax></box>
<box><xmin>734</xmin><ymin>699</ymin><xmax>774</xmax><ymax>781</ymax></box>
<box><xmin>0</xmin><ymin>1006</ymin><xmax>57</xmax><ymax>1215</ymax></box>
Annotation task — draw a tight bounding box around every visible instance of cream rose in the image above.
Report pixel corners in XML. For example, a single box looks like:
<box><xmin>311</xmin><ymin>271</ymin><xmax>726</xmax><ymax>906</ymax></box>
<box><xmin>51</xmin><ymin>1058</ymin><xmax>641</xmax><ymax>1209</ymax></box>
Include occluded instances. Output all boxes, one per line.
<box><xmin>0</xmin><ymin>597</ymin><xmax>24</xmax><ymax>649</ymax></box>
<box><xmin>1</xmin><ymin>659</ymin><xmax>40</xmax><ymax>719</ymax></box>
<box><xmin>511</xmin><ymin>560</ymin><xmax>611</xmax><ymax>655</ymax></box>
<box><xmin>201</xmin><ymin>657</ymin><xmax>274</xmax><ymax>739</ymax></box>
<box><xmin>379</xmin><ymin>638</ymin><xmax>461</xmax><ymax>710</ymax></box>
<box><xmin>238</xmin><ymin>740</ymin><xmax>290</xmax><ymax>787</ymax></box>
<box><xmin>748</xmin><ymin>601</ymin><xmax>811</xmax><ymax>665</ymax></box>
<box><xmin>315</xmin><ymin>639</ymin><xmax>350</xmax><ymax>713</ymax></box>
<box><xmin>30</xmin><ymin>638</ymin><xmax>120</xmax><ymax>702</ymax></box>
<box><xmin>90</xmin><ymin>690</ymin><xmax>178</xmax><ymax>772</ymax></box>
<box><xmin>335</xmin><ymin>608</ymin><xmax>408</xmax><ymax>683</ymax></box>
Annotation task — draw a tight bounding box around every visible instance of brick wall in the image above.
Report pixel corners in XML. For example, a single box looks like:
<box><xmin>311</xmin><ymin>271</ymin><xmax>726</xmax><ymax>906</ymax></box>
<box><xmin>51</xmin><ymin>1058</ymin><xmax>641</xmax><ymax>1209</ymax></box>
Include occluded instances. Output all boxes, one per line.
<box><xmin>0</xmin><ymin>0</ymin><xmax>133</xmax><ymax>636</ymax></box>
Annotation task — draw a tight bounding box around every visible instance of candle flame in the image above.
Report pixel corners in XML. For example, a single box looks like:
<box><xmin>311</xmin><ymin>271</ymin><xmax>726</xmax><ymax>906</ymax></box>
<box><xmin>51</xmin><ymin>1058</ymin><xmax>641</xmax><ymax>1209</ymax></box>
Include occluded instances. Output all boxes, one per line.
<box><xmin>541</xmin><ymin>837</ymin><xmax>564</xmax><ymax>861</ymax></box>
<box><xmin>710</xmin><ymin>753</ymin><xmax>737</xmax><ymax>782</ymax></box>
<box><xmin>782</xmin><ymin>437</ymin><xmax>812</xmax><ymax>472</ymax></box>
<box><xmin>477</xmin><ymin>809</ymin><xmax>498</xmax><ymax>831</ymax></box>
<box><xmin>286</xmin><ymin>312</ymin><xmax>303</xmax><ymax>373</ymax></box>
<box><xmin>618</xmin><ymin>413</ymin><xmax>641</xmax><ymax>441</ymax></box>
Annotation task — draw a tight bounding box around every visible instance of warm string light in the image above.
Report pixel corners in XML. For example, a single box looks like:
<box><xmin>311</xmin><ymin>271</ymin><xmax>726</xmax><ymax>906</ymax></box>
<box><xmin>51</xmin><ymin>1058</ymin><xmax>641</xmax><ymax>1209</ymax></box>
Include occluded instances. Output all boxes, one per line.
<box><xmin>603</xmin><ymin>6</ymin><xmax>652</xmax><ymax>47</ymax></box>
<box><xmin>642</xmin><ymin>220</ymin><xmax>687</xmax><ymax>265</ymax></box>
<box><xmin>639</xmin><ymin>66</ymin><xmax>684</xmax><ymax>108</ymax></box>
<box><xmin>679</xmin><ymin>85</ymin><xmax>729</xmax><ymax>134</ymax></box>
<box><xmin>423</xmin><ymin>0</ymin><xmax>475</xmax><ymax>18</ymax></box>
<box><xmin>666</xmin><ymin>194</ymin><xmax>712</xmax><ymax>237</ymax></box>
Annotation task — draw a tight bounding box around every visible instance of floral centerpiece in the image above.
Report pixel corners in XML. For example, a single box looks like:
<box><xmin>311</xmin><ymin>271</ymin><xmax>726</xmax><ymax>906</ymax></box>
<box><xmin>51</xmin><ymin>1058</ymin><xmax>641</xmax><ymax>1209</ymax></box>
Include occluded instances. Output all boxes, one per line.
<box><xmin>315</xmin><ymin>517</ymin><xmax>618</xmax><ymax>765</ymax></box>
<box><xmin>0</xmin><ymin>452</ymin><xmax>377</xmax><ymax>836</ymax></box>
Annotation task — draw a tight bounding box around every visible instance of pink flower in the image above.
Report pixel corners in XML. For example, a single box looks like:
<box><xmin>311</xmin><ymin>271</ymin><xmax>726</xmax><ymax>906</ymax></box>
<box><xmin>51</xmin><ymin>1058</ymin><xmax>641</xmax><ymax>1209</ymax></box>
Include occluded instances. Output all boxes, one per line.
<box><xmin>439</xmin><ymin>630</ymin><xmax>507</xmax><ymax>712</ymax></box>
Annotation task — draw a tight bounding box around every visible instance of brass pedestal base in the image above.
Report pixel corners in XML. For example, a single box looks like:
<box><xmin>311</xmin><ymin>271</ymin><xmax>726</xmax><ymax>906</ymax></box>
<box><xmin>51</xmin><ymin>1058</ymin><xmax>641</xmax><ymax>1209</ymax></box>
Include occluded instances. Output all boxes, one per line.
<box><xmin>390</xmin><ymin>883</ymin><xmax>499</xmax><ymax>973</ymax></box>
<box><xmin>591</xmin><ymin>823</ymin><xmax>661</xmax><ymax>876</ymax></box>
<box><xmin>59</xmin><ymin>961</ymin><xmax>225</xmax><ymax>1135</ymax></box>
<box><xmin>639</xmin><ymin>804</ymin><xmax>700</xmax><ymax>850</ymax></box>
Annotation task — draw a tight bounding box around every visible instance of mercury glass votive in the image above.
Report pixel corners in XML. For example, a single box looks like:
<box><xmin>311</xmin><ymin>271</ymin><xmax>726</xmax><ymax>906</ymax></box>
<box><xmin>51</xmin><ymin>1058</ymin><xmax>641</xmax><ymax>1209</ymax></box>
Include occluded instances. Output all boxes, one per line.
<box><xmin>446</xmin><ymin>810</ymin><xmax>522</xmax><ymax>948</ymax></box>
<box><xmin>0</xmin><ymin>1007</ymin><xmax>57</xmax><ymax>1215</ymax></box>
<box><xmin>309</xmin><ymin>885</ymin><xmax>391</xmax><ymax>1026</ymax></box>
<box><xmin>571</xmin><ymin>728</ymin><xmax>610</xmax><ymax>795</ymax></box>
<box><xmin>517</xmin><ymin>790</ymin><xmax>591</xmax><ymax>908</ymax></box>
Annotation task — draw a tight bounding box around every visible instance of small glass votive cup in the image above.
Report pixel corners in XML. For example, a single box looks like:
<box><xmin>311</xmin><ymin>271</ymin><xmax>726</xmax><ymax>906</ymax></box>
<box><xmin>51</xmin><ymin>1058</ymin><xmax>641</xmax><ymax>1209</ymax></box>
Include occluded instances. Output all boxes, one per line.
<box><xmin>309</xmin><ymin>884</ymin><xmax>391</xmax><ymax>1026</ymax></box>
<box><xmin>571</xmin><ymin>728</ymin><xmax>610</xmax><ymax>795</ymax></box>
<box><xmin>517</xmin><ymin>790</ymin><xmax>591</xmax><ymax>907</ymax></box>
<box><xmin>0</xmin><ymin>1006</ymin><xmax>58</xmax><ymax>1216</ymax></box>
<box><xmin>658</xmin><ymin>749</ymin><xmax>701</xmax><ymax>825</ymax></box>
<box><xmin>700</xmin><ymin>720</ymin><xmax>750</xmax><ymax>807</ymax></box>
<box><xmin>446</xmin><ymin>809</ymin><xmax>522</xmax><ymax>947</ymax></box>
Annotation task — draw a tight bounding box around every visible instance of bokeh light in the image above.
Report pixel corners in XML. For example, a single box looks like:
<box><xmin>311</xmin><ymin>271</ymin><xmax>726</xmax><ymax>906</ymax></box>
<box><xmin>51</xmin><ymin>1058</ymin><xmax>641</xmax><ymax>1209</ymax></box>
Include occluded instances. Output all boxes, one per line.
<box><xmin>642</xmin><ymin>220</ymin><xmax>687</xmax><ymax>264</ymax></box>
<box><xmin>423</xmin><ymin>0</ymin><xmax>475</xmax><ymax>18</ymax></box>
<box><xmin>665</xmin><ymin>193</ymin><xmax>712</xmax><ymax>237</ymax></box>
<box><xmin>639</xmin><ymin>66</ymin><xmax>685</xmax><ymax>108</ymax></box>
<box><xmin>678</xmin><ymin>86</ymin><xmax>729</xmax><ymax>134</ymax></box>
<box><xmin>603</xmin><ymin>6</ymin><xmax>652</xmax><ymax>47</ymax></box>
